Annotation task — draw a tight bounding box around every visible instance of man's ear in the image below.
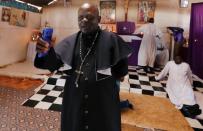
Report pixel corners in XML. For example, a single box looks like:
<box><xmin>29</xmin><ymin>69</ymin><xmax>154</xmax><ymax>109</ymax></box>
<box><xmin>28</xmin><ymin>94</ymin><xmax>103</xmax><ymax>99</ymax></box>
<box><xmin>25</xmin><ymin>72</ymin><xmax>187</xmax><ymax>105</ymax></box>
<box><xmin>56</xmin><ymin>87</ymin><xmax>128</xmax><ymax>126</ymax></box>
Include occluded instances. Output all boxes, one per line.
<box><xmin>98</xmin><ymin>16</ymin><xmax>101</xmax><ymax>23</ymax></box>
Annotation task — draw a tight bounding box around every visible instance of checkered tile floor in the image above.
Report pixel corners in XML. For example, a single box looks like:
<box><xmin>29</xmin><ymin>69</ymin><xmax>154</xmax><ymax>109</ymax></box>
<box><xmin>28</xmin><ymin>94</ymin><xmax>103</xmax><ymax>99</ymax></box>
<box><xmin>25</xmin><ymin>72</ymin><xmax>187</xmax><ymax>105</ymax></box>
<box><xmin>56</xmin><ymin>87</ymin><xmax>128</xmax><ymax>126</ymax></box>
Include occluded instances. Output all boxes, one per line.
<box><xmin>127</xmin><ymin>66</ymin><xmax>168</xmax><ymax>98</ymax></box>
<box><xmin>22</xmin><ymin>66</ymin><xmax>203</xmax><ymax>130</ymax></box>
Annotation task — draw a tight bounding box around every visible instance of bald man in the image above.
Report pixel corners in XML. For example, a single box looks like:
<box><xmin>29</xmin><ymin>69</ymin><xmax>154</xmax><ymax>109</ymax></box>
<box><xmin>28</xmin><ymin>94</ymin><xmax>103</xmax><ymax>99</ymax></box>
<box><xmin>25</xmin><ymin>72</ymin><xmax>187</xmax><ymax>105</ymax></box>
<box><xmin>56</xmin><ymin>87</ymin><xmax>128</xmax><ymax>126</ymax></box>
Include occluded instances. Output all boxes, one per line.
<box><xmin>34</xmin><ymin>3</ymin><xmax>132</xmax><ymax>131</ymax></box>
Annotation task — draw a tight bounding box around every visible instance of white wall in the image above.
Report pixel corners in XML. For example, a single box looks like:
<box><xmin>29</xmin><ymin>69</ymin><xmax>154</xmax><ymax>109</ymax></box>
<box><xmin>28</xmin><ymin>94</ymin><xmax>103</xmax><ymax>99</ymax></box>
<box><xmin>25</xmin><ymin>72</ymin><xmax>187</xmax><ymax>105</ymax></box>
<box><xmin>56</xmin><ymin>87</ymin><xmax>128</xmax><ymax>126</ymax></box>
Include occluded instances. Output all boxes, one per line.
<box><xmin>1</xmin><ymin>0</ymin><xmax>202</xmax><ymax>66</ymax></box>
<box><xmin>41</xmin><ymin>5</ymin><xmax>78</xmax><ymax>43</ymax></box>
<box><xmin>41</xmin><ymin>0</ymin><xmax>99</xmax><ymax>43</ymax></box>
<box><xmin>41</xmin><ymin>0</ymin><xmax>203</xmax><ymax>43</ymax></box>
<box><xmin>0</xmin><ymin>6</ymin><xmax>41</xmax><ymax>66</ymax></box>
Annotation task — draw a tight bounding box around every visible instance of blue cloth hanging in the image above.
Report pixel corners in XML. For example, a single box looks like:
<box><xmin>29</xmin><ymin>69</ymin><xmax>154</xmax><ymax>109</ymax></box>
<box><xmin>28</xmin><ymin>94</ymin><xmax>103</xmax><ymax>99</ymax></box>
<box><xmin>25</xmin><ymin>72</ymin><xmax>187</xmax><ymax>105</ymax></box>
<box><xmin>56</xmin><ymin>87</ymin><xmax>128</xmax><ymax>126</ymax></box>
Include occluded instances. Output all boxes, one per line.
<box><xmin>167</xmin><ymin>27</ymin><xmax>185</xmax><ymax>43</ymax></box>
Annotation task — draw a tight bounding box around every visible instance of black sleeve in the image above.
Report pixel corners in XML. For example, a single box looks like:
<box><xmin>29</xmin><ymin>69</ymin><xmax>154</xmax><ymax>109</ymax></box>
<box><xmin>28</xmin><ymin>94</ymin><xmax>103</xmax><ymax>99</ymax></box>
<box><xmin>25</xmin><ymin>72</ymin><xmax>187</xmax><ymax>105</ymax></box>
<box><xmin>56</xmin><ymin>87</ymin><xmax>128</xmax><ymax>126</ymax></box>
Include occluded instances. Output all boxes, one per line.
<box><xmin>34</xmin><ymin>47</ymin><xmax>63</xmax><ymax>72</ymax></box>
<box><xmin>111</xmin><ymin>58</ymin><xmax>128</xmax><ymax>79</ymax></box>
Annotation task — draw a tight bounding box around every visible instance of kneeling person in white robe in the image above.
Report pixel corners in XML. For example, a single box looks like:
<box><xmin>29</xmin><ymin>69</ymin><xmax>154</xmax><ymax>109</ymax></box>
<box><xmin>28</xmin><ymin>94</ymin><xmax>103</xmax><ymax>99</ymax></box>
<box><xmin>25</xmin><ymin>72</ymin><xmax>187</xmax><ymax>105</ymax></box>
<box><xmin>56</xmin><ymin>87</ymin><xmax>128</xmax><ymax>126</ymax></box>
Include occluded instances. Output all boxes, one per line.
<box><xmin>155</xmin><ymin>56</ymin><xmax>201</xmax><ymax>117</ymax></box>
<box><xmin>155</xmin><ymin>56</ymin><xmax>196</xmax><ymax>108</ymax></box>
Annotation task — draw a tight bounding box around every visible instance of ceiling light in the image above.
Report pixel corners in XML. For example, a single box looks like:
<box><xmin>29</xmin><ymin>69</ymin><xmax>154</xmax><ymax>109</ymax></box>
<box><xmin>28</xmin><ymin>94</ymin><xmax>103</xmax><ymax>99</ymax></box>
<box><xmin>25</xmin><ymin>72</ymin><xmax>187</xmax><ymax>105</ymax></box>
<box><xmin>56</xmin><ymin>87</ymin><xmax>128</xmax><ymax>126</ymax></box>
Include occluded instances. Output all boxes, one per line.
<box><xmin>48</xmin><ymin>0</ymin><xmax>57</xmax><ymax>5</ymax></box>
<box><xmin>15</xmin><ymin>0</ymin><xmax>42</xmax><ymax>11</ymax></box>
<box><xmin>27</xmin><ymin>3</ymin><xmax>42</xmax><ymax>11</ymax></box>
<box><xmin>15</xmin><ymin>0</ymin><xmax>25</xmax><ymax>4</ymax></box>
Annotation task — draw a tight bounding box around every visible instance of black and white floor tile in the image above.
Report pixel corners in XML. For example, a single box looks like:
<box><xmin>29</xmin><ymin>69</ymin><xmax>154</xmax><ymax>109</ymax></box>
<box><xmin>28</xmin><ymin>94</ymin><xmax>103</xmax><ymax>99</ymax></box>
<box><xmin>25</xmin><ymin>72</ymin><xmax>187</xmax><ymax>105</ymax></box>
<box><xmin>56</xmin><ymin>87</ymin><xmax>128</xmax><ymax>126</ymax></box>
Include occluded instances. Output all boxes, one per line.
<box><xmin>22</xmin><ymin>71</ymin><xmax>66</xmax><ymax>112</ymax></box>
<box><xmin>22</xmin><ymin>66</ymin><xmax>203</xmax><ymax>130</ymax></box>
<box><xmin>128</xmin><ymin>66</ymin><xmax>168</xmax><ymax>98</ymax></box>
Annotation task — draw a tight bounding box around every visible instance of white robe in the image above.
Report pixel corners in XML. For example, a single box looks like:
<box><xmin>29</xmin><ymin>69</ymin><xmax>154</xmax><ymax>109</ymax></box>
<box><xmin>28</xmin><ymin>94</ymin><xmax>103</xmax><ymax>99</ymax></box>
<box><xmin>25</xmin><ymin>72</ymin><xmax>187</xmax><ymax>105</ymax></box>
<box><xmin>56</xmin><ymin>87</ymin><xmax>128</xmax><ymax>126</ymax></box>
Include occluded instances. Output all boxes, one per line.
<box><xmin>155</xmin><ymin>61</ymin><xmax>196</xmax><ymax>108</ymax></box>
<box><xmin>135</xmin><ymin>23</ymin><xmax>162</xmax><ymax>67</ymax></box>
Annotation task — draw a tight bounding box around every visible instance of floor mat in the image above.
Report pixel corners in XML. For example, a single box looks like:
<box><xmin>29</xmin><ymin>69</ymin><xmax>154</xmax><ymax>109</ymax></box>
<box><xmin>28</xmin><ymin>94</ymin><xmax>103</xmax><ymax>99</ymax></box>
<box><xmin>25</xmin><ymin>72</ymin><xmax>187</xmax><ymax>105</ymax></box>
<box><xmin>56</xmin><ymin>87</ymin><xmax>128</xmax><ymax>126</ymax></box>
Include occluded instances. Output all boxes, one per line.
<box><xmin>121</xmin><ymin>92</ymin><xmax>193</xmax><ymax>131</ymax></box>
<box><xmin>0</xmin><ymin>75</ymin><xmax>44</xmax><ymax>90</ymax></box>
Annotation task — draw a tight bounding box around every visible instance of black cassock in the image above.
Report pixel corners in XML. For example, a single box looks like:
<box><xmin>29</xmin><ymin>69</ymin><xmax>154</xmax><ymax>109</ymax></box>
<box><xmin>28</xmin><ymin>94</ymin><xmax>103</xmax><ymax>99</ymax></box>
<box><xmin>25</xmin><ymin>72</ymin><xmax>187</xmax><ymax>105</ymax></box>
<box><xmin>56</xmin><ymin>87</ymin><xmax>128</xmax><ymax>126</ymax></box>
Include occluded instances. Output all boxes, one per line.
<box><xmin>35</xmin><ymin>29</ymin><xmax>132</xmax><ymax>131</ymax></box>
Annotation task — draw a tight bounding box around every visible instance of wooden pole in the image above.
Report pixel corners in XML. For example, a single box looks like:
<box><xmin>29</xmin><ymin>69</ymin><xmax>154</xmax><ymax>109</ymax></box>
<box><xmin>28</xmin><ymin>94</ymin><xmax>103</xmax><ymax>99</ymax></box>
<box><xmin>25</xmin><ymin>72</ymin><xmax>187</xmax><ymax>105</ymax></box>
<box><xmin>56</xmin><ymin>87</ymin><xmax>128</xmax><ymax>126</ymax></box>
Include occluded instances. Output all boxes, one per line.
<box><xmin>124</xmin><ymin>0</ymin><xmax>129</xmax><ymax>21</ymax></box>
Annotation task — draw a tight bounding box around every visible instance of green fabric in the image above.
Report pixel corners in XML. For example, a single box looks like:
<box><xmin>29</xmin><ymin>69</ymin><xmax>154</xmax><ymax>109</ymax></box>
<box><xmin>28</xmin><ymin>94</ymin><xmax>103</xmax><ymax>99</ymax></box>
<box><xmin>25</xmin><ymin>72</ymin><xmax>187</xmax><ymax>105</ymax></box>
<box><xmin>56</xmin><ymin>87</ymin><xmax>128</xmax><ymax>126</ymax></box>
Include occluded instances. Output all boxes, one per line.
<box><xmin>0</xmin><ymin>1</ymin><xmax>40</xmax><ymax>13</ymax></box>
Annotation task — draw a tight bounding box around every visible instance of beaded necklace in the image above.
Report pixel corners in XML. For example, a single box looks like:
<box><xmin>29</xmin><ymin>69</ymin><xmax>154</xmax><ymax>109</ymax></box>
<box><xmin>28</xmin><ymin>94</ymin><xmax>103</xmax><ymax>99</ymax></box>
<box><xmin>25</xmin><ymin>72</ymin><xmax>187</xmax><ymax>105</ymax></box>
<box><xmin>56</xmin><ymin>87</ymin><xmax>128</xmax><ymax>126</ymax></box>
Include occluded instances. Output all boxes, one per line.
<box><xmin>75</xmin><ymin>31</ymin><xmax>99</xmax><ymax>87</ymax></box>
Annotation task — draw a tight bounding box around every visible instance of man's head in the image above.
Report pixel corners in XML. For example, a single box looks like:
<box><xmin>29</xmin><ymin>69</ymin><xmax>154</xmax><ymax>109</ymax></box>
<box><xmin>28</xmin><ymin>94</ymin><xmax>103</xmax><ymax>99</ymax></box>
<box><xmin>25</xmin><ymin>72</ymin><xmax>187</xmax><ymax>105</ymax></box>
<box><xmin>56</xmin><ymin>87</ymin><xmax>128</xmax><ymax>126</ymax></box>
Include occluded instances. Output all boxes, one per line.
<box><xmin>174</xmin><ymin>56</ymin><xmax>183</xmax><ymax>64</ymax></box>
<box><xmin>78</xmin><ymin>3</ymin><xmax>101</xmax><ymax>34</ymax></box>
<box><xmin>148</xmin><ymin>18</ymin><xmax>154</xmax><ymax>23</ymax></box>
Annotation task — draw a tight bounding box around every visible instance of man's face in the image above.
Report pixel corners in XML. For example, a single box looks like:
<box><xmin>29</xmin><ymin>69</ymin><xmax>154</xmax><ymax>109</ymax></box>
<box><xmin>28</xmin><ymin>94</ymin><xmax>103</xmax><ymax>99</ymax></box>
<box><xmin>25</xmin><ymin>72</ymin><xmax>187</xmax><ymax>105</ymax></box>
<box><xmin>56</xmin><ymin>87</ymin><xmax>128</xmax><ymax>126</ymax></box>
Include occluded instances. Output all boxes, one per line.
<box><xmin>78</xmin><ymin>6</ymin><xmax>100</xmax><ymax>34</ymax></box>
<box><xmin>174</xmin><ymin>56</ymin><xmax>182</xmax><ymax>64</ymax></box>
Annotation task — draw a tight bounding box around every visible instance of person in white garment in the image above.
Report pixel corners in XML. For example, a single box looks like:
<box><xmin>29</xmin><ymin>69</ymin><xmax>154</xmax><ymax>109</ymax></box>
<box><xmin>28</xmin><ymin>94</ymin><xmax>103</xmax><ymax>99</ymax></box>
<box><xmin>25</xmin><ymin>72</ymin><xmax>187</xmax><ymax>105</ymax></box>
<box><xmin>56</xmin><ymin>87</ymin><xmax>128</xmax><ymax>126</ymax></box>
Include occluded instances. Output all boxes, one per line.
<box><xmin>155</xmin><ymin>56</ymin><xmax>202</xmax><ymax>117</ymax></box>
<box><xmin>135</xmin><ymin>18</ymin><xmax>162</xmax><ymax>72</ymax></box>
<box><xmin>155</xmin><ymin>56</ymin><xmax>196</xmax><ymax>109</ymax></box>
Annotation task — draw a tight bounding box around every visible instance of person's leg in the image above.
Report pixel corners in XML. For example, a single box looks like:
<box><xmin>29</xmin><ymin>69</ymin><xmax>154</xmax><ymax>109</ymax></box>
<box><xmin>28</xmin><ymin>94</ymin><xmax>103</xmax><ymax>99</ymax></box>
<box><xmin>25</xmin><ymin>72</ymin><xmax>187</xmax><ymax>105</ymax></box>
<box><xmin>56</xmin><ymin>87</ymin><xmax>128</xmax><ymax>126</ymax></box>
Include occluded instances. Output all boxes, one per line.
<box><xmin>143</xmin><ymin>66</ymin><xmax>153</xmax><ymax>73</ymax></box>
<box><xmin>144</xmin><ymin>66</ymin><xmax>148</xmax><ymax>72</ymax></box>
<box><xmin>180</xmin><ymin>104</ymin><xmax>201</xmax><ymax>118</ymax></box>
<box><xmin>120</xmin><ymin>99</ymin><xmax>133</xmax><ymax>109</ymax></box>
<box><xmin>116</xmin><ymin>80</ymin><xmax>133</xmax><ymax>109</ymax></box>
<box><xmin>148</xmin><ymin>66</ymin><xmax>154</xmax><ymax>72</ymax></box>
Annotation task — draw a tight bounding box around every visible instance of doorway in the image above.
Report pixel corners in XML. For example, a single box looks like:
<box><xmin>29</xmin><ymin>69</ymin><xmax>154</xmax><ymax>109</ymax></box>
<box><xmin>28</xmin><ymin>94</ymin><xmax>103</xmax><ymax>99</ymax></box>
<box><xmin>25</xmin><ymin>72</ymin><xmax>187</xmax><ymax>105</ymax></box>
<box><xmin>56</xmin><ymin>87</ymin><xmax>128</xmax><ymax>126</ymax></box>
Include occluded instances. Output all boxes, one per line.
<box><xmin>189</xmin><ymin>2</ymin><xmax>203</xmax><ymax>79</ymax></box>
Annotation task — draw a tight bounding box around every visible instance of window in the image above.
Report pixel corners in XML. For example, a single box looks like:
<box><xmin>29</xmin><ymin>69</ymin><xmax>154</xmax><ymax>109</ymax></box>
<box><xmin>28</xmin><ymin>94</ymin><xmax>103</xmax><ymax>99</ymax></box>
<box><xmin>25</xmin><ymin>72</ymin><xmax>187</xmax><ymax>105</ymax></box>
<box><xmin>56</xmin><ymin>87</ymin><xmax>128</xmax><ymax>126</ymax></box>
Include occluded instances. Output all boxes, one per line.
<box><xmin>180</xmin><ymin>0</ymin><xmax>189</xmax><ymax>8</ymax></box>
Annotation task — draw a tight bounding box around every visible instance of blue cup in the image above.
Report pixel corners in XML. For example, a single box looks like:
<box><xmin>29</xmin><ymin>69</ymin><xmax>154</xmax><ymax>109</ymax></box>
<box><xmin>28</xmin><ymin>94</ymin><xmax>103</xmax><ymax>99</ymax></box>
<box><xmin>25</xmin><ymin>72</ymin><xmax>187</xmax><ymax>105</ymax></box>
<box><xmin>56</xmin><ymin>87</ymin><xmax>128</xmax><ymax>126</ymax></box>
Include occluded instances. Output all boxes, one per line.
<box><xmin>38</xmin><ymin>27</ymin><xmax>53</xmax><ymax>58</ymax></box>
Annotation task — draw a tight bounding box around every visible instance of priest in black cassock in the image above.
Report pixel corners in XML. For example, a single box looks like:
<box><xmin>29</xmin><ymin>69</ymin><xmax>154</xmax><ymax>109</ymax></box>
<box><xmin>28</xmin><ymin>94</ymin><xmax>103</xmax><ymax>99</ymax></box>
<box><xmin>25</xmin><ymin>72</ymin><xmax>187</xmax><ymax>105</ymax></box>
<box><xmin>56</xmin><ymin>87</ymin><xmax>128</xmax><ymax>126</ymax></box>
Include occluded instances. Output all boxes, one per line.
<box><xmin>34</xmin><ymin>3</ymin><xmax>132</xmax><ymax>131</ymax></box>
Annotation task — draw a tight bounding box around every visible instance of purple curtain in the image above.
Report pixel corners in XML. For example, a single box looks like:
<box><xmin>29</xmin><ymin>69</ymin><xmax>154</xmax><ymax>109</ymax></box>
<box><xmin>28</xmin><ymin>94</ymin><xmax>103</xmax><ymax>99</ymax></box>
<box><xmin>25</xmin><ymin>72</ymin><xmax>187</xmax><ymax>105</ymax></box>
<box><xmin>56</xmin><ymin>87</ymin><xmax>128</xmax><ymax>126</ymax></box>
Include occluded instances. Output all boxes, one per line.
<box><xmin>189</xmin><ymin>2</ymin><xmax>203</xmax><ymax>79</ymax></box>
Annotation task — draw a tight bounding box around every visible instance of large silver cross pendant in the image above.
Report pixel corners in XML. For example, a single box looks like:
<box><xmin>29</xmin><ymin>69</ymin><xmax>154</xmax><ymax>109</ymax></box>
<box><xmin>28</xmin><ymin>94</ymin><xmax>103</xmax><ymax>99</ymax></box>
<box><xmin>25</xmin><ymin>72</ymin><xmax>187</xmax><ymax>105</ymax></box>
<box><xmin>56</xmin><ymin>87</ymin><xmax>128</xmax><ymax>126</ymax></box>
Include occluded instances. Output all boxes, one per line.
<box><xmin>75</xmin><ymin>70</ymin><xmax>84</xmax><ymax>75</ymax></box>
<box><xmin>75</xmin><ymin>69</ymin><xmax>84</xmax><ymax>88</ymax></box>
